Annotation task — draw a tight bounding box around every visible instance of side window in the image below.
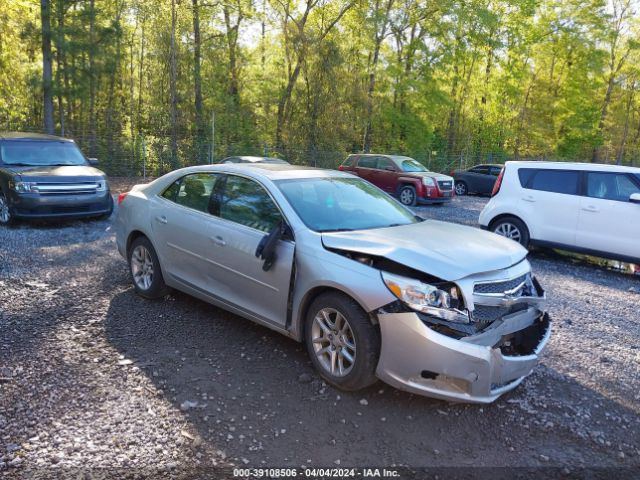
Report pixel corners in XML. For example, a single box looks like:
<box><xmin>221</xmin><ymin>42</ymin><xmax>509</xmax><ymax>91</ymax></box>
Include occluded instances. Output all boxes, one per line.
<box><xmin>377</xmin><ymin>158</ymin><xmax>395</xmax><ymax>171</ymax></box>
<box><xmin>357</xmin><ymin>157</ymin><xmax>377</xmax><ymax>169</ymax></box>
<box><xmin>174</xmin><ymin>173</ymin><xmax>220</xmax><ymax>213</ymax></box>
<box><xmin>528</xmin><ymin>169</ymin><xmax>579</xmax><ymax>195</ymax></box>
<box><xmin>161</xmin><ymin>180</ymin><xmax>181</xmax><ymax>201</ymax></box>
<box><xmin>587</xmin><ymin>172</ymin><xmax>640</xmax><ymax>202</ymax></box>
<box><xmin>470</xmin><ymin>166</ymin><xmax>490</xmax><ymax>175</ymax></box>
<box><xmin>518</xmin><ymin>168</ymin><xmax>536</xmax><ymax>187</ymax></box>
<box><xmin>341</xmin><ymin>156</ymin><xmax>355</xmax><ymax>167</ymax></box>
<box><xmin>220</xmin><ymin>175</ymin><xmax>283</xmax><ymax>232</ymax></box>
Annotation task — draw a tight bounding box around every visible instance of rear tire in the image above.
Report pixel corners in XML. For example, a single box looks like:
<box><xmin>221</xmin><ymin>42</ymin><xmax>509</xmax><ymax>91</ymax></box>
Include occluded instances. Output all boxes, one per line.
<box><xmin>0</xmin><ymin>190</ymin><xmax>15</xmax><ymax>227</ymax></box>
<box><xmin>128</xmin><ymin>236</ymin><xmax>171</xmax><ymax>299</ymax></box>
<box><xmin>454</xmin><ymin>181</ymin><xmax>468</xmax><ymax>196</ymax></box>
<box><xmin>305</xmin><ymin>292</ymin><xmax>380</xmax><ymax>391</ymax></box>
<box><xmin>491</xmin><ymin>216</ymin><xmax>530</xmax><ymax>248</ymax></box>
<box><xmin>398</xmin><ymin>185</ymin><xmax>417</xmax><ymax>206</ymax></box>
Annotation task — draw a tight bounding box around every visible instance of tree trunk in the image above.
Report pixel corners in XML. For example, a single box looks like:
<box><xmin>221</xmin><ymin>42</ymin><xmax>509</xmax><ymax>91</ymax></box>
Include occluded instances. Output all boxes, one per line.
<box><xmin>89</xmin><ymin>0</ymin><xmax>97</xmax><ymax>156</ymax></box>
<box><xmin>592</xmin><ymin>73</ymin><xmax>615</xmax><ymax>163</ymax></box>
<box><xmin>617</xmin><ymin>84</ymin><xmax>635</xmax><ymax>165</ymax></box>
<box><xmin>169</xmin><ymin>0</ymin><xmax>179</xmax><ymax>169</ymax></box>
<box><xmin>192</xmin><ymin>0</ymin><xmax>204</xmax><ymax>162</ymax></box>
<box><xmin>55</xmin><ymin>0</ymin><xmax>65</xmax><ymax>136</ymax></box>
<box><xmin>40</xmin><ymin>0</ymin><xmax>54</xmax><ymax>134</ymax></box>
<box><xmin>362</xmin><ymin>0</ymin><xmax>394</xmax><ymax>153</ymax></box>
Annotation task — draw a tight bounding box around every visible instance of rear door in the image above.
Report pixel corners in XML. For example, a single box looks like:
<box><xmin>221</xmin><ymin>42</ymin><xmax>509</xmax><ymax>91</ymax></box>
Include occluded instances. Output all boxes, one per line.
<box><xmin>576</xmin><ymin>171</ymin><xmax>640</xmax><ymax>260</ymax></box>
<box><xmin>149</xmin><ymin>172</ymin><xmax>223</xmax><ymax>291</ymax></box>
<box><xmin>518</xmin><ymin>168</ymin><xmax>581</xmax><ymax>246</ymax></box>
<box><xmin>204</xmin><ymin>174</ymin><xmax>295</xmax><ymax>327</ymax></box>
<box><xmin>467</xmin><ymin>165</ymin><xmax>491</xmax><ymax>192</ymax></box>
<box><xmin>353</xmin><ymin>156</ymin><xmax>377</xmax><ymax>184</ymax></box>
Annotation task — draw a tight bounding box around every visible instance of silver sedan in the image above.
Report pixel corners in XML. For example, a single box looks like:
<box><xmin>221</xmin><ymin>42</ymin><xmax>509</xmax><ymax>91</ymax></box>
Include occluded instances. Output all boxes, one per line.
<box><xmin>114</xmin><ymin>164</ymin><xmax>551</xmax><ymax>403</ymax></box>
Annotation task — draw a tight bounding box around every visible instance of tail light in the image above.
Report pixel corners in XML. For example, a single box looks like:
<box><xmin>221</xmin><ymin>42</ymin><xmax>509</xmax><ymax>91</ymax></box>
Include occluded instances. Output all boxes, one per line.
<box><xmin>449</xmin><ymin>170</ymin><xmax>455</xmax><ymax>176</ymax></box>
<box><xmin>117</xmin><ymin>192</ymin><xmax>129</xmax><ymax>205</ymax></box>
<box><xmin>338</xmin><ymin>165</ymin><xmax>344</xmax><ymax>171</ymax></box>
<box><xmin>491</xmin><ymin>168</ymin><xmax>505</xmax><ymax>196</ymax></box>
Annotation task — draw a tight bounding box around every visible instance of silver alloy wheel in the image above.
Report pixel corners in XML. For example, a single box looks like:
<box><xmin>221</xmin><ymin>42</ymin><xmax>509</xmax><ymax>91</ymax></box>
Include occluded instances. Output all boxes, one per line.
<box><xmin>455</xmin><ymin>182</ymin><xmax>467</xmax><ymax>195</ymax></box>
<box><xmin>399</xmin><ymin>188</ymin><xmax>415</xmax><ymax>205</ymax></box>
<box><xmin>311</xmin><ymin>308</ymin><xmax>356</xmax><ymax>377</ymax></box>
<box><xmin>131</xmin><ymin>245</ymin><xmax>154</xmax><ymax>290</ymax></box>
<box><xmin>0</xmin><ymin>194</ymin><xmax>10</xmax><ymax>224</ymax></box>
<box><xmin>494</xmin><ymin>222</ymin><xmax>522</xmax><ymax>243</ymax></box>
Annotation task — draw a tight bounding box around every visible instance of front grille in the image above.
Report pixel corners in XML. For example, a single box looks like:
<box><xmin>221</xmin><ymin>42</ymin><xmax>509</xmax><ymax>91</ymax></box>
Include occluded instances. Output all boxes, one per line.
<box><xmin>474</xmin><ymin>274</ymin><xmax>528</xmax><ymax>294</ymax></box>
<box><xmin>472</xmin><ymin>305</ymin><xmax>510</xmax><ymax>323</ymax></box>
<box><xmin>437</xmin><ymin>180</ymin><xmax>452</xmax><ymax>191</ymax></box>
<box><xmin>35</xmin><ymin>182</ymin><xmax>100</xmax><ymax>195</ymax></box>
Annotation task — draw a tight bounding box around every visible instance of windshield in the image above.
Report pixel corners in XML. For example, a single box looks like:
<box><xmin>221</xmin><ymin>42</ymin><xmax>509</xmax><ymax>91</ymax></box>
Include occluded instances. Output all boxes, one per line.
<box><xmin>401</xmin><ymin>159</ymin><xmax>428</xmax><ymax>172</ymax></box>
<box><xmin>276</xmin><ymin>177</ymin><xmax>418</xmax><ymax>232</ymax></box>
<box><xmin>0</xmin><ymin>140</ymin><xmax>88</xmax><ymax>166</ymax></box>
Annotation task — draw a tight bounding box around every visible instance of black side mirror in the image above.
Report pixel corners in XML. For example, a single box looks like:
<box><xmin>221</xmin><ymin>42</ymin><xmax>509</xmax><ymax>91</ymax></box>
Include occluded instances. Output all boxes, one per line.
<box><xmin>255</xmin><ymin>221</ymin><xmax>286</xmax><ymax>271</ymax></box>
<box><xmin>88</xmin><ymin>158</ymin><xmax>99</xmax><ymax>166</ymax></box>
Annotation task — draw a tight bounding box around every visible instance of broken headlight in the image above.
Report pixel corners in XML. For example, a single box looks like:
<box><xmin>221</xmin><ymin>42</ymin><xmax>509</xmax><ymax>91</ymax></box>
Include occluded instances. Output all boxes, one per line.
<box><xmin>382</xmin><ymin>272</ymin><xmax>470</xmax><ymax>324</ymax></box>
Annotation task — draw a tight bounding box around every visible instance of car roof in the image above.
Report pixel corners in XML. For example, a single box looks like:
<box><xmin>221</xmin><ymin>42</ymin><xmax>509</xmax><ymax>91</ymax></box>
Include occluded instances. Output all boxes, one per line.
<box><xmin>222</xmin><ymin>156</ymin><xmax>287</xmax><ymax>164</ymax></box>
<box><xmin>172</xmin><ymin>163</ymin><xmax>356</xmax><ymax>181</ymax></box>
<box><xmin>469</xmin><ymin>163</ymin><xmax>503</xmax><ymax>168</ymax></box>
<box><xmin>350</xmin><ymin>153</ymin><xmax>417</xmax><ymax>162</ymax></box>
<box><xmin>0</xmin><ymin>132</ymin><xmax>75</xmax><ymax>142</ymax></box>
<box><xmin>505</xmin><ymin>160</ymin><xmax>640</xmax><ymax>174</ymax></box>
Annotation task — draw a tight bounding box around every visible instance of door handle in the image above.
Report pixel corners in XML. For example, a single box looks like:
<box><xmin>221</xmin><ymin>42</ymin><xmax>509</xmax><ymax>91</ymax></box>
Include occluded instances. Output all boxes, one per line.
<box><xmin>582</xmin><ymin>205</ymin><xmax>599</xmax><ymax>213</ymax></box>
<box><xmin>211</xmin><ymin>236</ymin><xmax>226</xmax><ymax>246</ymax></box>
<box><xmin>522</xmin><ymin>195</ymin><xmax>536</xmax><ymax>202</ymax></box>
<box><xmin>155</xmin><ymin>215</ymin><xmax>168</xmax><ymax>224</ymax></box>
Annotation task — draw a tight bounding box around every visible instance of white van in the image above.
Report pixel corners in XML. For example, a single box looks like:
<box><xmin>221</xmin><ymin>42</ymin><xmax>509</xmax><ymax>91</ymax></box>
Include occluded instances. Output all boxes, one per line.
<box><xmin>479</xmin><ymin>161</ymin><xmax>640</xmax><ymax>264</ymax></box>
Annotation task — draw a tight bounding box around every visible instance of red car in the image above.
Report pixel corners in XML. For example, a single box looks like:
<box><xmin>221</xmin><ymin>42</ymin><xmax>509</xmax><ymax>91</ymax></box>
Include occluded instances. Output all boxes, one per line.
<box><xmin>338</xmin><ymin>154</ymin><xmax>455</xmax><ymax>206</ymax></box>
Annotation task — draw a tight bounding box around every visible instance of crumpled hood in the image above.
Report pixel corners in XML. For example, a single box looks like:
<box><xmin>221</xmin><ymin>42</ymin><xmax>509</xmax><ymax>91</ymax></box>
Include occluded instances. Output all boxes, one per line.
<box><xmin>6</xmin><ymin>165</ymin><xmax>106</xmax><ymax>181</ymax></box>
<box><xmin>321</xmin><ymin>220</ymin><xmax>528</xmax><ymax>281</ymax></box>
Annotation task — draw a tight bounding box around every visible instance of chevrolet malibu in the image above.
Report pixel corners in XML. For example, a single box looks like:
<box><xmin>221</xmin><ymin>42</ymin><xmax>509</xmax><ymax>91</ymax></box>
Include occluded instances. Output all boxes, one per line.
<box><xmin>114</xmin><ymin>164</ymin><xmax>551</xmax><ymax>403</ymax></box>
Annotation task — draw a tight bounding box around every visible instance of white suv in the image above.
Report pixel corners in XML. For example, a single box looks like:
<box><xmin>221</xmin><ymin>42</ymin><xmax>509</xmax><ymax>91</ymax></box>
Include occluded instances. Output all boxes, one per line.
<box><xmin>479</xmin><ymin>161</ymin><xmax>640</xmax><ymax>264</ymax></box>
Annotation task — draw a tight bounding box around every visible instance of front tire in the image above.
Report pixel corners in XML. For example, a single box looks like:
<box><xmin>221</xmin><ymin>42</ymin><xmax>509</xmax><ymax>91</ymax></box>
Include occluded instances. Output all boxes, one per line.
<box><xmin>128</xmin><ymin>236</ymin><xmax>171</xmax><ymax>299</ymax></box>
<box><xmin>454</xmin><ymin>181</ymin><xmax>468</xmax><ymax>196</ymax></box>
<box><xmin>398</xmin><ymin>185</ymin><xmax>417</xmax><ymax>206</ymax></box>
<box><xmin>0</xmin><ymin>190</ymin><xmax>15</xmax><ymax>227</ymax></box>
<box><xmin>491</xmin><ymin>216</ymin><xmax>530</xmax><ymax>248</ymax></box>
<box><xmin>305</xmin><ymin>292</ymin><xmax>380</xmax><ymax>391</ymax></box>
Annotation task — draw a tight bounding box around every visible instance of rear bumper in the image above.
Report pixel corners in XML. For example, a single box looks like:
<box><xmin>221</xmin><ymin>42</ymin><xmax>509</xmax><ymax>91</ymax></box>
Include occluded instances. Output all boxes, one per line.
<box><xmin>376</xmin><ymin>308</ymin><xmax>551</xmax><ymax>403</ymax></box>
<box><xmin>9</xmin><ymin>191</ymin><xmax>113</xmax><ymax>219</ymax></box>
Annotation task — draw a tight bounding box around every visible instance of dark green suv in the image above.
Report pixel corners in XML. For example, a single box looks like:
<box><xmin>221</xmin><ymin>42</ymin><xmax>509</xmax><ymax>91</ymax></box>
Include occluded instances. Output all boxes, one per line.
<box><xmin>0</xmin><ymin>132</ymin><xmax>113</xmax><ymax>225</ymax></box>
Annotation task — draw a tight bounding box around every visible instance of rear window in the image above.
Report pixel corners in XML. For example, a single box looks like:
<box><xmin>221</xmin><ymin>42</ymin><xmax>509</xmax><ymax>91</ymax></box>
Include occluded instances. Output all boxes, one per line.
<box><xmin>520</xmin><ymin>168</ymin><xmax>579</xmax><ymax>195</ymax></box>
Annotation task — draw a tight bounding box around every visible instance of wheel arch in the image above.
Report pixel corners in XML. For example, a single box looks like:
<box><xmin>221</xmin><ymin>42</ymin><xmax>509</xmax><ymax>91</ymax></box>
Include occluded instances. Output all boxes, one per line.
<box><xmin>488</xmin><ymin>213</ymin><xmax>531</xmax><ymax>238</ymax></box>
<box><xmin>293</xmin><ymin>285</ymin><xmax>377</xmax><ymax>342</ymax></box>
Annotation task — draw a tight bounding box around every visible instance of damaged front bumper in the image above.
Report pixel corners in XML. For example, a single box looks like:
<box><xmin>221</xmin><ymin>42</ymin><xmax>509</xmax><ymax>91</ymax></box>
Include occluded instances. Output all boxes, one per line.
<box><xmin>376</xmin><ymin>307</ymin><xmax>551</xmax><ymax>403</ymax></box>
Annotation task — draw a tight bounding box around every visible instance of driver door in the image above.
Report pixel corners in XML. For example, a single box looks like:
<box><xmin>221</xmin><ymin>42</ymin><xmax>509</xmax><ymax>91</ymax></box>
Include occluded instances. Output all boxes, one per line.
<box><xmin>204</xmin><ymin>174</ymin><xmax>295</xmax><ymax>327</ymax></box>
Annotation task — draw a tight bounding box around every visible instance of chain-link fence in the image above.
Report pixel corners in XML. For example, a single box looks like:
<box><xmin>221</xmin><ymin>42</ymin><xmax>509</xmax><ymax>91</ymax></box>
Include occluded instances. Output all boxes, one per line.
<box><xmin>1</xmin><ymin>125</ymin><xmax>635</xmax><ymax>178</ymax></box>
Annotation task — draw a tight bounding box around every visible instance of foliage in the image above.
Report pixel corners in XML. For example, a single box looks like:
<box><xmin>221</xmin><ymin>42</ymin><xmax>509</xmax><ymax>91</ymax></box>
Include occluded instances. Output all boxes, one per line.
<box><xmin>1</xmin><ymin>0</ymin><xmax>639</xmax><ymax>174</ymax></box>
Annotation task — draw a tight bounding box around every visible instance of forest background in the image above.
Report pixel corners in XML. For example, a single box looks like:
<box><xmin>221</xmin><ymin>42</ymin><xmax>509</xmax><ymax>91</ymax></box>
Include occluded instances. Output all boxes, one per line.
<box><xmin>1</xmin><ymin>0</ymin><xmax>639</xmax><ymax>175</ymax></box>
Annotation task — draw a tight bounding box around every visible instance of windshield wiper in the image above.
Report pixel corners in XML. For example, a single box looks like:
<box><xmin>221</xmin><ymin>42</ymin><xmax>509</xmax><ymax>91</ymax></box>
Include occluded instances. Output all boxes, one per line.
<box><xmin>4</xmin><ymin>163</ymin><xmax>39</xmax><ymax>166</ymax></box>
<box><xmin>320</xmin><ymin>228</ymin><xmax>355</xmax><ymax>233</ymax></box>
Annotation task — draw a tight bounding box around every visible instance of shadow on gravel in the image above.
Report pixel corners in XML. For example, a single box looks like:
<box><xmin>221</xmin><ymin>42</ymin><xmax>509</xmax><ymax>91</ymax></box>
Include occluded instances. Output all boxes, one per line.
<box><xmin>103</xmin><ymin>288</ymin><xmax>640</xmax><ymax>468</ymax></box>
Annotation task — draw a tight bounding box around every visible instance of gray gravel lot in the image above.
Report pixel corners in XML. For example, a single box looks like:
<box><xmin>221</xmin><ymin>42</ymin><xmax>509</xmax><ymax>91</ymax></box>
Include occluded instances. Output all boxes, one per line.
<box><xmin>0</xmin><ymin>194</ymin><xmax>639</xmax><ymax>478</ymax></box>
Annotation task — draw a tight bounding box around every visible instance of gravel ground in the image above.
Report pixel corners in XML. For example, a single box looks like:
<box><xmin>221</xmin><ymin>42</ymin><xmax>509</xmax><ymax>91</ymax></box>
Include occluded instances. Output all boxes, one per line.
<box><xmin>0</xmin><ymin>194</ymin><xmax>638</xmax><ymax>478</ymax></box>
